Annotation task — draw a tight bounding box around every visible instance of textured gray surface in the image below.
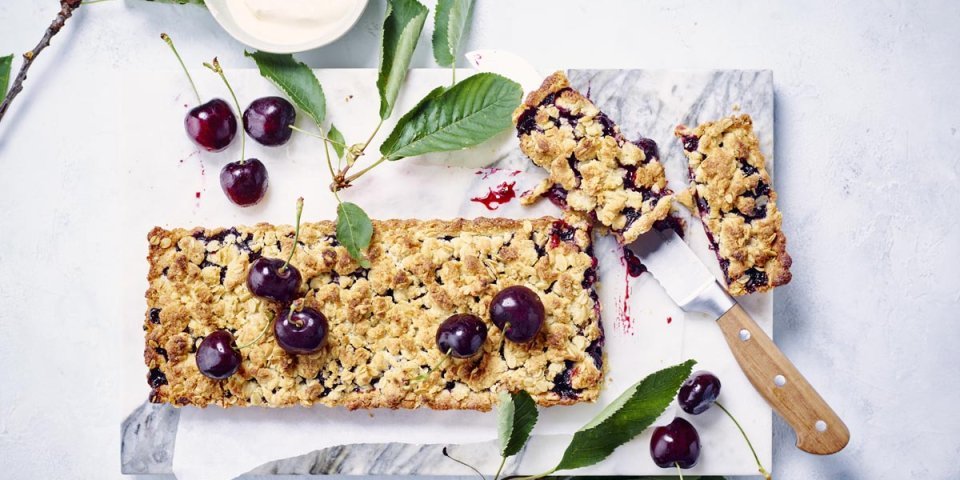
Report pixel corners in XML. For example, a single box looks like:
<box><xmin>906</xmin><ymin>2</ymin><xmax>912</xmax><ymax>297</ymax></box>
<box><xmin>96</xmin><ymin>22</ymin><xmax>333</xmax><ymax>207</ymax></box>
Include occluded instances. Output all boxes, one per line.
<box><xmin>1</xmin><ymin>1</ymin><xmax>959</xmax><ymax>479</ymax></box>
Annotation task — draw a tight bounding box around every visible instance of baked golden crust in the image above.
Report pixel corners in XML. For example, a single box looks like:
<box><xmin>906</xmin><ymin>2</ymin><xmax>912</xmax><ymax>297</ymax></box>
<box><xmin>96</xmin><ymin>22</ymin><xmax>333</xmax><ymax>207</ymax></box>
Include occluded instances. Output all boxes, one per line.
<box><xmin>513</xmin><ymin>72</ymin><xmax>673</xmax><ymax>244</ymax></box>
<box><xmin>674</xmin><ymin>114</ymin><xmax>792</xmax><ymax>296</ymax></box>
<box><xmin>144</xmin><ymin>217</ymin><xmax>603</xmax><ymax>411</ymax></box>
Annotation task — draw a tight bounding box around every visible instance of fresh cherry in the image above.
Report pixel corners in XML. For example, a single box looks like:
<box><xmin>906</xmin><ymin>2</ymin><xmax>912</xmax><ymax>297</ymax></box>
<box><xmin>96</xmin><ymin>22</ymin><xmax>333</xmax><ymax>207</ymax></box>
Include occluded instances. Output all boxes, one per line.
<box><xmin>436</xmin><ymin>314</ymin><xmax>487</xmax><ymax>359</ymax></box>
<box><xmin>678</xmin><ymin>370</ymin><xmax>722</xmax><ymax>415</ymax></box>
<box><xmin>246</xmin><ymin>198</ymin><xmax>304</xmax><ymax>302</ymax></box>
<box><xmin>247</xmin><ymin>257</ymin><xmax>301</xmax><ymax>303</ymax></box>
<box><xmin>275</xmin><ymin>304</ymin><xmax>328</xmax><ymax>354</ymax></box>
<box><xmin>489</xmin><ymin>285</ymin><xmax>545</xmax><ymax>343</ymax></box>
<box><xmin>161</xmin><ymin>34</ymin><xmax>237</xmax><ymax>152</ymax></box>
<box><xmin>244</xmin><ymin>96</ymin><xmax>296</xmax><ymax>146</ymax></box>
<box><xmin>196</xmin><ymin>329</ymin><xmax>242</xmax><ymax>379</ymax></box>
<box><xmin>650</xmin><ymin>417</ymin><xmax>701</xmax><ymax>469</ymax></box>
<box><xmin>220</xmin><ymin>159</ymin><xmax>269</xmax><ymax>207</ymax></box>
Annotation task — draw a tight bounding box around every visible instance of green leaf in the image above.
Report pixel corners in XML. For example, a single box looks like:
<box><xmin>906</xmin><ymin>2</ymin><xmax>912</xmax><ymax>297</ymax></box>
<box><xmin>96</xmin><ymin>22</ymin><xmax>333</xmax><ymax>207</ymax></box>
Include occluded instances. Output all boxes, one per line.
<box><xmin>328</xmin><ymin>124</ymin><xmax>346</xmax><ymax>160</ymax></box>
<box><xmin>336</xmin><ymin>202</ymin><xmax>373</xmax><ymax>268</ymax></box>
<box><xmin>379</xmin><ymin>73</ymin><xmax>521</xmax><ymax>160</ymax></box>
<box><xmin>0</xmin><ymin>54</ymin><xmax>12</xmax><ymax>97</ymax></box>
<box><xmin>245</xmin><ymin>50</ymin><xmax>326</xmax><ymax>127</ymax></box>
<box><xmin>551</xmin><ymin>360</ymin><xmax>696</xmax><ymax>473</ymax></box>
<box><xmin>377</xmin><ymin>0</ymin><xmax>428</xmax><ymax>120</ymax></box>
<box><xmin>498</xmin><ymin>390</ymin><xmax>538</xmax><ymax>458</ymax></box>
<box><xmin>432</xmin><ymin>0</ymin><xmax>473</xmax><ymax>67</ymax></box>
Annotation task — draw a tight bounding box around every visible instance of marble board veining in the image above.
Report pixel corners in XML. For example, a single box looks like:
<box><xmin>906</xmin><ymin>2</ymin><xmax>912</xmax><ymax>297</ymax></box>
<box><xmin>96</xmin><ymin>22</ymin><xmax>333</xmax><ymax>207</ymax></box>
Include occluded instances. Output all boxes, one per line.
<box><xmin>120</xmin><ymin>69</ymin><xmax>774</xmax><ymax>477</ymax></box>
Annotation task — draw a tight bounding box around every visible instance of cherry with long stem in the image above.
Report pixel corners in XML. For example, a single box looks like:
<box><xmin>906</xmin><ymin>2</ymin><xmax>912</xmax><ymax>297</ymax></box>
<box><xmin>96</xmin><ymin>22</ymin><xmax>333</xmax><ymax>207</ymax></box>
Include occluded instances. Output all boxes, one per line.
<box><xmin>161</xmin><ymin>33</ymin><xmax>200</xmax><ymax>105</ymax></box>
<box><xmin>716</xmin><ymin>401</ymin><xmax>771</xmax><ymax>480</ymax></box>
<box><xmin>281</xmin><ymin>197</ymin><xmax>305</xmax><ymax>273</ymax></box>
<box><xmin>204</xmin><ymin>58</ymin><xmax>245</xmax><ymax>163</ymax></box>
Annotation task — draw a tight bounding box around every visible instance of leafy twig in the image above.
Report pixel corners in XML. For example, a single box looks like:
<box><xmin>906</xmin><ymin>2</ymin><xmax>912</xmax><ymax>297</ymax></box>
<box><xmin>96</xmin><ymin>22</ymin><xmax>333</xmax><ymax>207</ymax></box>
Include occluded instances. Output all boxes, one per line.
<box><xmin>0</xmin><ymin>0</ymin><xmax>83</xmax><ymax>126</ymax></box>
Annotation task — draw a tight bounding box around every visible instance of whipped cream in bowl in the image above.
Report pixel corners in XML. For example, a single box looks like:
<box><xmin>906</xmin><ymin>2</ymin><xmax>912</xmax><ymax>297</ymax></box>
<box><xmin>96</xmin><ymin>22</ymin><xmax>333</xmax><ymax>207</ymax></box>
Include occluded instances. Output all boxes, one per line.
<box><xmin>206</xmin><ymin>0</ymin><xmax>368</xmax><ymax>53</ymax></box>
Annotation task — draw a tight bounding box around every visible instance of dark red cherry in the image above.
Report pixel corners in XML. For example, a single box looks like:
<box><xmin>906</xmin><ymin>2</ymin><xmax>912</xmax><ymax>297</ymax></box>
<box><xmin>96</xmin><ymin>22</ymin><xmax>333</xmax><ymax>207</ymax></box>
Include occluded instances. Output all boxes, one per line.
<box><xmin>246</xmin><ymin>257</ymin><xmax>301</xmax><ymax>303</ymax></box>
<box><xmin>275</xmin><ymin>307</ymin><xmax>328</xmax><ymax>354</ymax></box>
<box><xmin>489</xmin><ymin>285</ymin><xmax>545</xmax><ymax>343</ymax></box>
<box><xmin>436</xmin><ymin>314</ymin><xmax>487</xmax><ymax>359</ymax></box>
<box><xmin>196</xmin><ymin>329</ymin><xmax>241</xmax><ymax>379</ymax></box>
<box><xmin>220</xmin><ymin>158</ymin><xmax>268</xmax><ymax>206</ymax></box>
<box><xmin>650</xmin><ymin>417</ymin><xmax>701</xmax><ymax>469</ymax></box>
<box><xmin>185</xmin><ymin>99</ymin><xmax>237</xmax><ymax>152</ymax></box>
<box><xmin>678</xmin><ymin>370</ymin><xmax>722</xmax><ymax>415</ymax></box>
<box><xmin>244</xmin><ymin>96</ymin><xmax>296</xmax><ymax>146</ymax></box>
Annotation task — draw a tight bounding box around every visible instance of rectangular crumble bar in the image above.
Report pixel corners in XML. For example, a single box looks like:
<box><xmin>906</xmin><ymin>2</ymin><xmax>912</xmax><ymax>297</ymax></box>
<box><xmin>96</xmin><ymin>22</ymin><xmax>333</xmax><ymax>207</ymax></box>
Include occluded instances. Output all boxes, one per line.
<box><xmin>513</xmin><ymin>71</ymin><xmax>674</xmax><ymax>244</ymax></box>
<box><xmin>144</xmin><ymin>217</ymin><xmax>603</xmax><ymax>411</ymax></box>
<box><xmin>674</xmin><ymin>114</ymin><xmax>792</xmax><ymax>296</ymax></box>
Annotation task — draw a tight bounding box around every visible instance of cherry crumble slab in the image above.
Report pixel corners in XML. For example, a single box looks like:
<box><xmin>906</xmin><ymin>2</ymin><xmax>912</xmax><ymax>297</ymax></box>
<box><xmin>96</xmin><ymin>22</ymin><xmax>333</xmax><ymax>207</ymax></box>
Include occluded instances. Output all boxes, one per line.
<box><xmin>144</xmin><ymin>217</ymin><xmax>603</xmax><ymax>411</ymax></box>
<box><xmin>675</xmin><ymin>114</ymin><xmax>792</xmax><ymax>296</ymax></box>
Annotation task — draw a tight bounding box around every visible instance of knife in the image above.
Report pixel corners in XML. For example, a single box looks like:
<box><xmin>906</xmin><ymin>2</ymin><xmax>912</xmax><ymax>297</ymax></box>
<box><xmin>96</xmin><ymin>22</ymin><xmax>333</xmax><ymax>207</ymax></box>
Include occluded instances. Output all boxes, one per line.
<box><xmin>630</xmin><ymin>228</ymin><xmax>850</xmax><ymax>455</ymax></box>
<box><xmin>467</xmin><ymin>50</ymin><xmax>850</xmax><ymax>455</ymax></box>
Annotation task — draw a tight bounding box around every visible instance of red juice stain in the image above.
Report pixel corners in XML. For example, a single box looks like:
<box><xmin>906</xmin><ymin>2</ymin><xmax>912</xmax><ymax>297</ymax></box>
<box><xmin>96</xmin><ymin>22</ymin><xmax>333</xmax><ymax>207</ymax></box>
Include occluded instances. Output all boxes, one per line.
<box><xmin>667</xmin><ymin>316</ymin><xmax>673</xmax><ymax>324</ymax></box>
<box><xmin>547</xmin><ymin>220</ymin><xmax>576</xmax><ymax>248</ymax></box>
<box><xmin>195</xmin><ymin>191</ymin><xmax>201</xmax><ymax>199</ymax></box>
<box><xmin>622</xmin><ymin>247</ymin><xmax>647</xmax><ymax>277</ymax></box>
<box><xmin>471</xmin><ymin>181</ymin><xmax>517</xmax><ymax>210</ymax></box>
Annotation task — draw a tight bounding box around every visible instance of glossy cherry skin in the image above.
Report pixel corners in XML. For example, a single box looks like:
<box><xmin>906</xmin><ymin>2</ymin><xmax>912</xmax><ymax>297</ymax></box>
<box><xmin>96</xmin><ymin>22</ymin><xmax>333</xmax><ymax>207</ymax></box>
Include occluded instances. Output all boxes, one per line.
<box><xmin>246</xmin><ymin>257</ymin><xmax>301</xmax><ymax>303</ymax></box>
<box><xmin>196</xmin><ymin>329</ymin><xmax>242</xmax><ymax>379</ymax></box>
<box><xmin>436</xmin><ymin>314</ymin><xmax>487</xmax><ymax>359</ymax></box>
<box><xmin>220</xmin><ymin>158</ymin><xmax>268</xmax><ymax>207</ymax></box>
<box><xmin>275</xmin><ymin>307</ymin><xmax>328</xmax><ymax>355</ymax></box>
<box><xmin>650</xmin><ymin>417</ymin><xmax>701</xmax><ymax>469</ymax></box>
<box><xmin>185</xmin><ymin>98</ymin><xmax>237</xmax><ymax>152</ymax></box>
<box><xmin>489</xmin><ymin>285</ymin><xmax>545</xmax><ymax>343</ymax></box>
<box><xmin>678</xmin><ymin>370</ymin><xmax>722</xmax><ymax>415</ymax></box>
<box><xmin>244</xmin><ymin>96</ymin><xmax>296</xmax><ymax>146</ymax></box>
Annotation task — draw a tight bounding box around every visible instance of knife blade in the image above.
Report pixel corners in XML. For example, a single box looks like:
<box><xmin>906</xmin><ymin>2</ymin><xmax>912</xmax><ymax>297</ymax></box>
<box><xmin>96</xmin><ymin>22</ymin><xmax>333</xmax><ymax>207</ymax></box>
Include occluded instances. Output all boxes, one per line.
<box><xmin>629</xmin><ymin>228</ymin><xmax>850</xmax><ymax>455</ymax></box>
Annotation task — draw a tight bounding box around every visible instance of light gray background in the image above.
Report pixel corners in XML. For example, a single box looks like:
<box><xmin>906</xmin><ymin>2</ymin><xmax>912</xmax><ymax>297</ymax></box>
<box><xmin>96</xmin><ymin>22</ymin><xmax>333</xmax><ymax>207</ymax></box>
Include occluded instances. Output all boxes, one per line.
<box><xmin>0</xmin><ymin>1</ymin><xmax>958</xmax><ymax>479</ymax></box>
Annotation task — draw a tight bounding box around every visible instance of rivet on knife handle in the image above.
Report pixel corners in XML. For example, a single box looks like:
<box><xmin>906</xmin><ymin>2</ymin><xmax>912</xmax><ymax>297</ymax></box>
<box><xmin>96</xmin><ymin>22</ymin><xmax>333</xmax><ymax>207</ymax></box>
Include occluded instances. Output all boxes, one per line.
<box><xmin>717</xmin><ymin>304</ymin><xmax>850</xmax><ymax>455</ymax></box>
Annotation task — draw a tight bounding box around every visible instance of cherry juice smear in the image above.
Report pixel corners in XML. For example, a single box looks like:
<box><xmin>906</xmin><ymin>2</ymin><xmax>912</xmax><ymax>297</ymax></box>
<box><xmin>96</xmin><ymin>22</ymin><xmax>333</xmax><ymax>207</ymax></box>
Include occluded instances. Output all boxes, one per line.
<box><xmin>622</xmin><ymin>247</ymin><xmax>647</xmax><ymax>277</ymax></box>
<box><xmin>471</xmin><ymin>181</ymin><xmax>517</xmax><ymax>210</ymax></box>
<box><xmin>475</xmin><ymin>167</ymin><xmax>522</xmax><ymax>180</ymax></box>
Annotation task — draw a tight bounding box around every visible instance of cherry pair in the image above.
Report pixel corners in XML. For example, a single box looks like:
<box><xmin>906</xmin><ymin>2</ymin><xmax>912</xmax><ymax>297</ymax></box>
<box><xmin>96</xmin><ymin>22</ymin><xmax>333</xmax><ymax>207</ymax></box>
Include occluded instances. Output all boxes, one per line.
<box><xmin>435</xmin><ymin>285</ymin><xmax>546</xmax><ymax>359</ymax></box>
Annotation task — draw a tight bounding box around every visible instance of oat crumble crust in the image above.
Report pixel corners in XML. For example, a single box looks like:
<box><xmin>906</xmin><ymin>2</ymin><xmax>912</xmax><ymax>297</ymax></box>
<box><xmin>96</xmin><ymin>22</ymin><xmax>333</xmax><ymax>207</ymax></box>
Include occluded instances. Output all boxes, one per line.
<box><xmin>144</xmin><ymin>217</ymin><xmax>603</xmax><ymax>411</ymax></box>
<box><xmin>512</xmin><ymin>71</ymin><xmax>674</xmax><ymax>244</ymax></box>
<box><xmin>674</xmin><ymin>114</ymin><xmax>793</xmax><ymax>296</ymax></box>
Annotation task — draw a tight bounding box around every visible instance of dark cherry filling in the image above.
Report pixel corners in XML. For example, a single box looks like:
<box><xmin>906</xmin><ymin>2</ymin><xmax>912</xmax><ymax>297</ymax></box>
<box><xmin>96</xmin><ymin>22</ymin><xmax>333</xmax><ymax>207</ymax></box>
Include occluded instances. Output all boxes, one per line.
<box><xmin>548</xmin><ymin>220</ymin><xmax>577</xmax><ymax>248</ymax></box>
<box><xmin>587</xmin><ymin>337</ymin><xmax>604</xmax><ymax>370</ymax></box>
<box><xmin>622</xmin><ymin>207</ymin><xmax>642</xmax><ymax>230</ymax></box>
<box><xmin>738</xmin><ymin>158</ymin><xmax>758</xmax><ymax>176</ymax></box>
<box><xmin>155</xmin><ymin>347</ymin><xmax>168</xmax><ymax>360</ymax></box>
<box><xmin>515</xmin><ymin>107</ymin><xmax>538</xmax><ymax>136</ymax></box>
<box><xmin>581</xmin><ymin>266</ymin><xmax>598</xmax><ymax>288</ymax></box>
<box><xmin>654</xmin><ymin>216</ymin><xmax>685</xmax><ymax>238</ymax></box>
<box><xmin>566</xmin><ymin>155</ymin><xmax>582</xmax><ymax>181</ymax></box>
<box><xmin>623</xmin><ymin>247</ymin><xmax>647</xmax><ymax>277</ymax></box>
<box><xmin>149</xmin><ymin>308</ymin><xmax>161</xmax><ymax>324</ymax></box>
<box><xmin>596</xmin><ymin>112</ymin><xmax>617</xmax><ymax>137</ymax></box>
<box><xmin>543</xmin><ymin>184</ymin><xmax>568</xmax><ymax>208</ymax></box>
<box><xmin>445</xmin><ymin>381</ymin><xmax>456</xmax><ymax>391</ymax></box>
<box><xmin>635</xmin><ymin>137</ymin><xmax>660</xmax><ymax>162</ymax></box>
<box><xmin>148</xmin><ymin>368</ymin><xmax>168</xmax><ymax>388</ymax></box>
<box><xmin>551</xmin><ymin>360</ymin><xmax>580</xmax><ymax>399</ymax></box>
<box><xmin>681</xmin><ymin>135</ymin><xmax>699</xmax><ymax>152</ymax></box>
<box><xmin>743</xmin><ymin>268</ymin><xmax>768</xmax><ymax>292</ymax></box>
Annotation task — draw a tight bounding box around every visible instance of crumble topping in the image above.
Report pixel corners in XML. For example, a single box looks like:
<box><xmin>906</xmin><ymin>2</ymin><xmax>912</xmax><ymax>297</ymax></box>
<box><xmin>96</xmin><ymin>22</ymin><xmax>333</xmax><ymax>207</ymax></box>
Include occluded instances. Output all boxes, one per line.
<box><xmin>675</xmin><ymin>114</ymin><xmax>792</xmax><ymax>296</ymax></box>
<box><xmin>513</xmin><ymin>72</ymin><xmax>674</xmax><ymax>244</ymax></box>
<box><xmin>144</xmin><ymin>217</ymin><xmax>603</xmax><ymax>411</ymax></box>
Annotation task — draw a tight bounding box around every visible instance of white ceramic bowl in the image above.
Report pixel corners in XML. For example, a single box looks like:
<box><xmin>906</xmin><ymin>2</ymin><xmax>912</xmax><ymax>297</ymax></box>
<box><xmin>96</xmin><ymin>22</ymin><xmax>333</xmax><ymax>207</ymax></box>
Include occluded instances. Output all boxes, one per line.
<box><xmin>205</xmin><ymin>0</ymin><xmax>369</xmax><ymax>54</ymax></box>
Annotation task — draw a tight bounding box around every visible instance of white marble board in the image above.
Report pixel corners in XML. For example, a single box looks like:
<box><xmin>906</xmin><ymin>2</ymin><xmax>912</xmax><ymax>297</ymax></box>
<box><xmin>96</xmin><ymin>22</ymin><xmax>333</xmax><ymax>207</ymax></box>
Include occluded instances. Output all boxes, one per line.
<box><xmin>119</xmin><ymin>68</ymin><xmax>775</xmax><ymax>478</ymax></box>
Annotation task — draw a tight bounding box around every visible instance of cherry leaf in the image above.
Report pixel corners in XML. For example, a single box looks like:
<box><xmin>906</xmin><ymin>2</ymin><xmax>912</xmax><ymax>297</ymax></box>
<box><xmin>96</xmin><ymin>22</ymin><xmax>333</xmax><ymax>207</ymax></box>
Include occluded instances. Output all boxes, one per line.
<box><xmin>432</xmin><ymin>0</ymin><xmax>473</xmax><ymax>67</ymax></box>
<box><xmin>498</xmin><ymin>390</ymin><xmax>538</xmax><ymax>458</ymax></box>
<box><xmin>377</xmin><ymin>0</ymin><xmax>428</xmax><ymax>120</ymax></box>
<box><xmin>336</xmin><ymin>202</ymin><xmax>373</xmax><ymax>268</ymax></box>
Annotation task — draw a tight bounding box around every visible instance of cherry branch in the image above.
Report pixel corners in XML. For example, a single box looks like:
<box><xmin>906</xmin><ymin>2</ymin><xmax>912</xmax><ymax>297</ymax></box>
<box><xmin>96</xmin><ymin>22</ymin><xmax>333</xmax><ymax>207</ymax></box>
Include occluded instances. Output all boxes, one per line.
<box><xmin>0</xmin><ymin>0</ymin><xmax>83</xmax><ymax>125</ymax></box>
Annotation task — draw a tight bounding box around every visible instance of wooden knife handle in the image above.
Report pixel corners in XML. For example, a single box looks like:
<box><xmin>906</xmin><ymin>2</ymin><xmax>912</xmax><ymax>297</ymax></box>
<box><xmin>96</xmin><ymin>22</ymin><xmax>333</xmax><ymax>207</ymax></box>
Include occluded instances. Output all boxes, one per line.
<box><xmin>717</xmin><ymin>304</ymin><xmax>850</xmax><ymax>455</ymax></box>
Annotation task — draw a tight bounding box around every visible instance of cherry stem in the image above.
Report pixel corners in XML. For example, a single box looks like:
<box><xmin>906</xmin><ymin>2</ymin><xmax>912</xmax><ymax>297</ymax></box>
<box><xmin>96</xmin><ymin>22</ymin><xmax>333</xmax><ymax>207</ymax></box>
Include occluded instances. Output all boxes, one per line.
<box><xmin>160</xmin><ymin>33</ymin><xmax>201</xmax><ymax>105</ymax></box>
<box><xmin>675</xmin><ymin>462</ymin><xmax>684</xmax><ymax>480</ymax></box>
<box><xmin>281</xmin><ymin>197</ymin><xmax>305</xmax><ymax>273</ymax></box>
<box><xmin>716</xmin><ymin>401</ymin><xmax>771</xmax><ymax>480</ymax></box>
<box><xmin>410</xmin><ymin>349</ymin><xmax>452</xmax><ymax>385</ymax></box>
<box><xmin>289</xmin><ymin>125</ymin><xmax>348</xmax><ymax>149</ymax></box>
<box><xmin>237</xmin><ymin>311</ymin><xmax>275</xmax><ymax>349</ymax></box>
<box><xmin>441</xmin><ymin>447</ymin><xmax>485</xmax><ymax>480</ymax></box>
<box><xmin>204</xmin><ymin>57</ymin><xmax>245</xmax><ymax>163</ymax></box>
<box><xmin>343</xmin><ymin>155</ymin><xmax>387</xmax><ymax>183</ymax></box>
<box><xmin>358</xmin><ymin>119</ymin><xmax>383</xmax><ymax>156</ymax></box>
<box><xmin>493</xmin><ymin>456</ymin><xmax>506</xmax><ymax>480</ymax></box>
